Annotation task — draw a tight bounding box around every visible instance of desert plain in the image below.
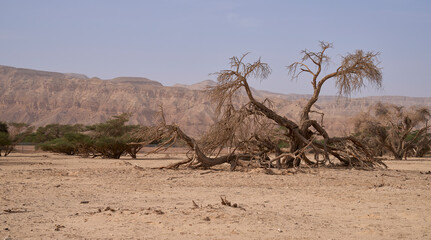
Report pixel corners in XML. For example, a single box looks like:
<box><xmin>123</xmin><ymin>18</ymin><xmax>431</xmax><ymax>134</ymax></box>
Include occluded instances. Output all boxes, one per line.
<box><xmin>1</xmin><ymin>148</ymin><xmax>431</xmax><ymax>240</ymax></box>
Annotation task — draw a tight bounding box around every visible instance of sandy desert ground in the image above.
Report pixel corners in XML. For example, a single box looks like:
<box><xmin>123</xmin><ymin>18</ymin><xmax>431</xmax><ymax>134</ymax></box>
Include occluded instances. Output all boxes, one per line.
<box><xmin>1</xmin><ymin>150</ymin><xmax>431</xmax><ymax>240</ymax></box>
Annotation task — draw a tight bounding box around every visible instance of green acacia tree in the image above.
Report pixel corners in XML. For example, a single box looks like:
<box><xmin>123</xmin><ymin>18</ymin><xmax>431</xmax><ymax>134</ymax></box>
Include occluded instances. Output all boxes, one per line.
<box><xmin>39</xmin><ymin>113</ymin><xmax>144</xmax><ymax>159</ymax></box>
<box><xmin>0</xmin><ymin>122</ymin><xmax>9</xmax><ymax>156</ymax></box>
<box><xmin>0</xmin><ymin>122</ymin><xmax>33</xmax><ymax>156</ymax></box>
<box><xmin>33</xmin><ymin>124</ymin><xmax>86</xmax><ymax>143</ymax></box>
<box><xmin>89</xmin><ymin>113</ymin><xmax>143</xmax><ymax>159</ymax></box>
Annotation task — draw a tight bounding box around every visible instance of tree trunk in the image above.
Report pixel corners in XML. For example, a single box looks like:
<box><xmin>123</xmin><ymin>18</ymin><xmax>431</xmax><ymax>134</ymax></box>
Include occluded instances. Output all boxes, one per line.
<box><xmin>393</xmin><ymin>154</ymin><xmax>402</xmax><ymax>160</ymax></box>
<box><xmin>4</xmin><ymin>145</ymin><xmax>13</xmax><ymax>156</ymax></box>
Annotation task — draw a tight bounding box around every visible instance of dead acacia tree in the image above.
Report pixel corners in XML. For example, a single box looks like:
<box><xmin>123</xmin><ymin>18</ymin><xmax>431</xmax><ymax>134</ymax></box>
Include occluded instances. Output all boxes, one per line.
<box><xmin>143</xmin><ymin>42</ymin><xmax>387</xmax><ymax>170</ymax></box>
<box><xmin>354</xmin><ymin>102</ymin><xmax>430</xmax><ymax>159</ymax></box>
<box><xmin>137</xmin><ymin>104</ymin><xmax>281</xmax><ymax>170</ymax></box>
<box><xmin>284</xmin><ymin>41</ymin><xmax>383</xmax><ymax>166</ymax></box>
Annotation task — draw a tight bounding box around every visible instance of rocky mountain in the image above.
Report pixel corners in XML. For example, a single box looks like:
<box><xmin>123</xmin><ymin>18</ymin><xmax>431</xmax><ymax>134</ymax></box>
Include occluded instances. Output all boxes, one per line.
<box><xmin>110</xmin><ymin>77</ymin><xmax>163</xmax><ymax>86</ymax></box>
<box><xmin>0</xmin><ymin>65</ymin><xmax>430</xmax><ymax>137</ymax></box>
<box><xmin>173</xmin><ymin>79</ymin><xmax>216</xmax><ymax>90</ymax></box>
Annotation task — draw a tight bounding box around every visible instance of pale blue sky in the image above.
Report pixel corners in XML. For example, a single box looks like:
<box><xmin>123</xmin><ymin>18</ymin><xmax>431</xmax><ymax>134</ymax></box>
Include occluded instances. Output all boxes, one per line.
<box><xmin>1</xmin><ymin>0</ymin><xmax>430</xmax><ymax>97</ymax></box>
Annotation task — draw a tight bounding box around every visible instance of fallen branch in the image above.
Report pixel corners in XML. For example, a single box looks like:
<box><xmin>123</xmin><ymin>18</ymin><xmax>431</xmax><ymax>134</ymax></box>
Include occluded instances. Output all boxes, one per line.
<box><xmin>220</xmin><ymin>196</ymin><xmax>246</xmax><ymax>211</ymax></box>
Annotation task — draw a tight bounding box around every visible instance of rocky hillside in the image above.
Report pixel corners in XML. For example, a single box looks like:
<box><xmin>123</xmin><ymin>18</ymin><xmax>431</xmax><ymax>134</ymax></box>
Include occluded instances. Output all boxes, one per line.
<box><xmin>0</xmin><ymin>65</ymin><xmax>430</xmax><ymax>137</ymax></box>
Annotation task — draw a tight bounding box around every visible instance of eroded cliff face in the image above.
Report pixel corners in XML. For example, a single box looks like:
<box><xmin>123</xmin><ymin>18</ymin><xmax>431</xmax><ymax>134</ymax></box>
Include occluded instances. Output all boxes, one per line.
<box><xmin>0</xmin><ymin>65</ymin><xmax>430</xmax><ymax>137</ymax></box>
<box><xmin>0</xmin><ymin>65</ymin><xmax>215</xmax><ymax>136</ymax></box>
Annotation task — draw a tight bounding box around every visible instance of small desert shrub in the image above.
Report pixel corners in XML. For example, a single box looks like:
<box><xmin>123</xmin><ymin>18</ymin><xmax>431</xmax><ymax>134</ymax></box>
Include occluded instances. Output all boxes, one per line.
<box><xmin>92</xmin><ymin>136</ymin><xmax>129</xmax><ymax>159</ymax></box>
<box><xmin>38</xmin><ymin>133</ymin><xmax>92</xmax><ymax>155</ymax></box>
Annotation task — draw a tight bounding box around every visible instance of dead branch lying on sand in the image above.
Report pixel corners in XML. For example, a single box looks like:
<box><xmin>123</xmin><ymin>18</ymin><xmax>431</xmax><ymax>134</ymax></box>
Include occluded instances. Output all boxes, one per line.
<box><xmin>220</xmin><ymin>196</ymin><xmax>246</xmax><ymax>211</ymax></box>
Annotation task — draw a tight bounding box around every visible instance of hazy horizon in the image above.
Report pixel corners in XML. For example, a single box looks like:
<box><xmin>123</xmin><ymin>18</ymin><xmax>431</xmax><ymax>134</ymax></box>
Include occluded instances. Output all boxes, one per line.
<box><xmin>1</xmin><ymin>0</ymin><xmax>430</xmax><ymax>98</ymax></box>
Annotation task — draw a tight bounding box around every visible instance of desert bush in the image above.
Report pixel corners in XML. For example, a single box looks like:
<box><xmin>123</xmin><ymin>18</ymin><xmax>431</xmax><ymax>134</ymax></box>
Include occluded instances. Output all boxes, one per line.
<box><xmin>92</xmin><ymin>136</ymin><xmax>129</xmax><ymax>159</ymax></box>
<box><xmin>354</xmin><ymin>103</ymin><xmax>430</xmax><ymax>159</ymax></box>
<box><xmin>88</xmin><ymin>113</ymin><xmax>144</xmax><ymax>159</ymax></box>
<box><xmin>38</xmin><ymin>114</ymin><xmax>145</xmax><ymax>159</ymax></box>
<box><xmin>407</xmin><ymin>131</ymin><xmax>431</xmax><ymax>157</ymax></box>
<box><xmin>39</xmin><ymin>138</ymin><xmax>75</xmax><ymax>155</ymax></box>
<box><xmin>38</xmin><ymin>132</ymin><xmax>93</xmax><ymax>155</ymax></box>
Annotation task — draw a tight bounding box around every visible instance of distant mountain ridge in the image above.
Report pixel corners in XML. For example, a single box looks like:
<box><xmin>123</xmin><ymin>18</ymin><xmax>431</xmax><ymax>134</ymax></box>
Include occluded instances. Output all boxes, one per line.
<box><xmin>0</xmin><ymin>65</ymin><xmax>430</xmax><ymax>136</ymax></box>
<box><xmin>173</xmin><ymin>80</ymin><xmax>217</xmax><ymax>90</ymax></box>
<box><xmin>111</xmin><ymin>77</ymin><xmax>163</xmax><ymax>86</ymax></box>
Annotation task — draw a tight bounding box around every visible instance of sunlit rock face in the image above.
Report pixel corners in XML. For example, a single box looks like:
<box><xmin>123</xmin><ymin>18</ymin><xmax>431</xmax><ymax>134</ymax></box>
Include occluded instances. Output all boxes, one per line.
<box><xmin>0</xmin><ymin>65</ymin><xmax>430</xmax><ymax>137</ymax></box>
